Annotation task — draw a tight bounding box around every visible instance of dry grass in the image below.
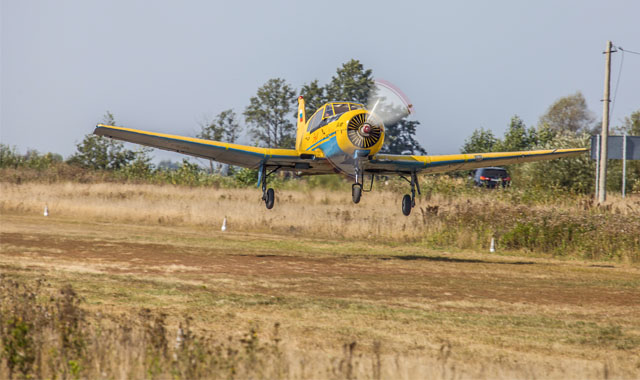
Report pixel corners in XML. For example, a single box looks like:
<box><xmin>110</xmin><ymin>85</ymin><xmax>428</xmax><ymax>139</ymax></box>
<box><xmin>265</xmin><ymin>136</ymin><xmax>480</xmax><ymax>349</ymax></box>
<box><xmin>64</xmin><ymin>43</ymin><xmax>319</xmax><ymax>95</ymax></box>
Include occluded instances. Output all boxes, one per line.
<box><xmin>1</xmin><ymin>181</ymin><xmax>638</xmax><ymax>261</ymax></box>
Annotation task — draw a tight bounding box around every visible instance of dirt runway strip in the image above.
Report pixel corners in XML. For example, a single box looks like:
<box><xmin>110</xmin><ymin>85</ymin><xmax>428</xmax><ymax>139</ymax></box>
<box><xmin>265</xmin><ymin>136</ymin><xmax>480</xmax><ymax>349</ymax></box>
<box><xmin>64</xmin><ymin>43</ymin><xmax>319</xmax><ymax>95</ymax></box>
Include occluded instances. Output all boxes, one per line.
<box><xmin>2</xmin><ymin>230</ymin><xmax>639</xmax><ymax>307</ymax></box>
<box><xmin>1</xmin><ymin>215</ymin><xmax>639</xmax><ymax>307</ymax></box>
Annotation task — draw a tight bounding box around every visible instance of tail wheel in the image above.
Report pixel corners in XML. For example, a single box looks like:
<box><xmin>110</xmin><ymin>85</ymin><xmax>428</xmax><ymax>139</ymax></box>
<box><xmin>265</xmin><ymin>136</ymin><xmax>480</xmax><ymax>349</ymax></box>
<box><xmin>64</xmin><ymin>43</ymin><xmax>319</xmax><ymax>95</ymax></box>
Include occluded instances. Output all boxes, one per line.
<box><xmin>265</xmin><ymin>188</ymin><xmax>275</xmax><ymax>209</ymax></box>
<box><xmin>352</xmin><ymin>184</ymin><xmax>362</xmax><ymax>204</ymax></box>
<box><xmin>402</xmin><ymin>194</ymin><xmax>412</xmax><ymax>216</ymax></box>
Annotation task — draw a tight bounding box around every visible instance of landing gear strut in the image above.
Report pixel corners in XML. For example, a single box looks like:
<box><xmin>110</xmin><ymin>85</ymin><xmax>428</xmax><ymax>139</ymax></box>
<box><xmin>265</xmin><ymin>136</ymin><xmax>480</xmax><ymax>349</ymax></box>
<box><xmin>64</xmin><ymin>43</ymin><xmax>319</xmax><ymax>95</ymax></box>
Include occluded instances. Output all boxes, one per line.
<box><xmin>351</xmin><ymin>159</ymin><xmax>363</xmax><ymax>204</ymax></box>
<box><xmin>259</xmin><ymin>164</ymin><xmax>279</xmax><ymax>210</ymax></box>
<box><xmin>350</xmin><ymin>158</ymin><xmax>376</xmax><ymax>204</ymax></box>
<box><xmin>352</xmin><ymin>161</ymin><xmax>364</xmax><ymax>204</ymax></box>
<box><xmin>400</xmin><ymin>171</ymin><xmax>421</xmax><ymax>216</ymax></box>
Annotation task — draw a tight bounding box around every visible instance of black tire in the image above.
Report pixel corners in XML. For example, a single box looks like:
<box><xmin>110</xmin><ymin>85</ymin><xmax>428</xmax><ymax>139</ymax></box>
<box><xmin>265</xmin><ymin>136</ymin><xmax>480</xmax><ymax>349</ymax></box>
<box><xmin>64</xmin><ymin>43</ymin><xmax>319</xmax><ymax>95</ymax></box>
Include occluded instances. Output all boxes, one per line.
<box><xmin>402</xmin><ymin>194</ymin><xmax>412</xmax><ymax>216</ymax></box>
<box><xmin>352</xmin><ymin>184</ymin><xmax>362</xmax><ymax>204</ymax></box>
<box><xmin>265</xmin><ymin>188</ymin><xmax>275</xmax><ymax>209</ymax></box>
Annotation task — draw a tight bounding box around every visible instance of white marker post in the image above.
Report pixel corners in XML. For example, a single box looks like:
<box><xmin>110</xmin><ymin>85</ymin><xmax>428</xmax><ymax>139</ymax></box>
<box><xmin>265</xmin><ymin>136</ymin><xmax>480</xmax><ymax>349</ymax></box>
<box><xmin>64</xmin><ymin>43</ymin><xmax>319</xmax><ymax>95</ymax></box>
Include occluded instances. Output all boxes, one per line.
<box><xmin>489</xmin><ymin>237</ymin><xmax>496</xmax><ymax>253</ymax></box>
<box><xmin>44</xmin><ymin>205</ymin><xmax>49</xmax><ymax>217</ymax></box>
<box><xmin>221</xmin><ymin>217</ymin><xmax>227</xmax><ymax>232</ymax></box>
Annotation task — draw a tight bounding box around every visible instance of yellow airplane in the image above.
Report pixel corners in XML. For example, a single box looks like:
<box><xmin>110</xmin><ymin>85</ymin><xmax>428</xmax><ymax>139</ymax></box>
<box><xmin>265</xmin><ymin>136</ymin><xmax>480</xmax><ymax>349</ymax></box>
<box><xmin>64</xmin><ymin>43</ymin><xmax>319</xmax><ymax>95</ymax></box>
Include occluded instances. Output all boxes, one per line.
<box><xmin>94</xmin><ymin>96</ymin><xmax>587</xmax><ymax>216</ymax></box>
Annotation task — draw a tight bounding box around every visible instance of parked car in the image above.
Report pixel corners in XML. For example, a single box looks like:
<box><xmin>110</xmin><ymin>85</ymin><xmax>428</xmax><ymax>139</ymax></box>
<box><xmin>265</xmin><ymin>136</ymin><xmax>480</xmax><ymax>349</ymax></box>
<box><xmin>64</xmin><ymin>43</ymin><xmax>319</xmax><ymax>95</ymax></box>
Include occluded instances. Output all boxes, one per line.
<box><xmin>472</xmin><ymin>167</ymin><xmax>511</xmax><ymax>188</ymax></box>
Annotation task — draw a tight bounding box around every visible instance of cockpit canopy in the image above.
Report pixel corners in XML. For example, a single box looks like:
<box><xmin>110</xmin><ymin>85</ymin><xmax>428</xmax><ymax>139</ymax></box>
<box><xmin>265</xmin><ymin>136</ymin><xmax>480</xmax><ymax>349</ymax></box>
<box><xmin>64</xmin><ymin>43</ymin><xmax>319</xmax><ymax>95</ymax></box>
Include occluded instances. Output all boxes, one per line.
<box><xmin>307</xmin><ymin>102</ymin><xmax>364</xmax><ymax>133</ymax></box>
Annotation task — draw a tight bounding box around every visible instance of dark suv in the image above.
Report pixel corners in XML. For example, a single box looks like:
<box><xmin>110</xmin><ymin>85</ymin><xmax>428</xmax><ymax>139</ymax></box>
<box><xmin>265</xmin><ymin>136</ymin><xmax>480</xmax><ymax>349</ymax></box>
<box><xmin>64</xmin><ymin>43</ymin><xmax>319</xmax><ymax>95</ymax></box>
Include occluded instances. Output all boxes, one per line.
<box><xmin>472</xmin><ymin>167</ymin><xmax>511</xmax><ymax>188</ymax></box>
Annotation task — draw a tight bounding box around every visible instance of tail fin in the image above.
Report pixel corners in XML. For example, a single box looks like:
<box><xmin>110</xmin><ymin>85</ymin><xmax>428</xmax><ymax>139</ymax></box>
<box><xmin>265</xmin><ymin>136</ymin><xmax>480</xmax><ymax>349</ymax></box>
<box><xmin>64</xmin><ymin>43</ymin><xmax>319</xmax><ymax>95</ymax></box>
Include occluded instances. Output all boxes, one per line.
<box><xmin>295</xmin><ymin>96</ymin><xmax>306</xmax><ymax>151</ymax></box>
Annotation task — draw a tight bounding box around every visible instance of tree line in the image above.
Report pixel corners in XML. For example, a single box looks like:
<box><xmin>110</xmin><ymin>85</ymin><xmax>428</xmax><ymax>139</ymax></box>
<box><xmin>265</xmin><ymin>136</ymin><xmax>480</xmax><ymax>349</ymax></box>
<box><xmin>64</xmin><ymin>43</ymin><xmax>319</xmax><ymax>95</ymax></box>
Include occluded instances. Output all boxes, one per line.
<box><xmin>2</xmin><ymin>60</ymin><xmax>638</xmax><ymax>193</ymax></box>
<box><xmin>460</xmin><ymin>93</ymin><xmax>639</xmax><ymax>193</ymax></box>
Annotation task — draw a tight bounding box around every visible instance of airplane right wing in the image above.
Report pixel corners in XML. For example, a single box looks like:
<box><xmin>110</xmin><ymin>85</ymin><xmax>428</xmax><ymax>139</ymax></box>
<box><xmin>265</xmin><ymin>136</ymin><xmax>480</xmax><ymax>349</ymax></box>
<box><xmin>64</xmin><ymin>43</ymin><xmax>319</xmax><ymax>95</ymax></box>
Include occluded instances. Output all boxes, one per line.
<box><xmin>364</xmin><ymin>148</ymin><xmax>588</xmax><ymax>175</ymax></box>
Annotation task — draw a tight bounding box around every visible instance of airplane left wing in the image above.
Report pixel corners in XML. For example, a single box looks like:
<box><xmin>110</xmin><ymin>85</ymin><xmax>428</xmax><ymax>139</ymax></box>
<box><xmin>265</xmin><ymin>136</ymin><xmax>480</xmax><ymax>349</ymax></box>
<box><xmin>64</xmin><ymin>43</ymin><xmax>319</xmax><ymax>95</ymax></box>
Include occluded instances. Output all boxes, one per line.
<box><xmin>364</xmin><ymin>148</ymin><xmax>588</xmax><ymax>175</ymax></box>
<box><xmin>93</xmin><ymin>124</ymin><xmax>333</xmax><ymax>174</ymax></box>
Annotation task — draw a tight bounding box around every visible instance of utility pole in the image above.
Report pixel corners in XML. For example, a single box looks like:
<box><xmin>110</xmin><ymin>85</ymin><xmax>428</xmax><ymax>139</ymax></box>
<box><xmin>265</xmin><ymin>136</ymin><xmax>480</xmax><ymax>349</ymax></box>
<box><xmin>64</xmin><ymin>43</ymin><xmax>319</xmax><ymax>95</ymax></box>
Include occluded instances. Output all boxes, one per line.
<box><xmin>598</xmin><ymin>41</ymin><xmax>613</xmax><ymax>204</ymax></box>
<box><xmin>622</xmin><ymin>134</ymin><xmax>627</xmax><ymax>198</ymax></box>
<box><xmin>594</xmin><ymin>135</ymin><xmax>600</xmax><ymax>201</ymax></box>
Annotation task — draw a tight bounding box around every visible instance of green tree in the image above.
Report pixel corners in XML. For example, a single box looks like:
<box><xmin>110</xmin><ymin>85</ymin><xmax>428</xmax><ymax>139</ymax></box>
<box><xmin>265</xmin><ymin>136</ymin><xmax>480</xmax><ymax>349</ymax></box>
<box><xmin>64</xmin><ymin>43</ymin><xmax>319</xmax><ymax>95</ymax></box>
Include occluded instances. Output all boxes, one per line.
<box><xmin>325</xmin><ymin>59</ymin><xmax>375</xmax><ymax>104</ymax></box>
<box><xmin>0</xmin><ymin>144</ymin><xmax>22</xmax><ymax>168</ymax></box>
<box><xmin>168</xmin><ymin>159</ymin><xmax>204</xmax><ymax>186</ymax></box>
<box><xmin>495</xmin><ymin>115</ymin><xmax>536</xmax><ymax>151</ymax></box>
<box><xmin>198</xmin><ymin>109</ymin><xmax>242</xmax><ymax>143</ymax></box>
<box><xmin>68</xmin><ymin>111</ymin><xmax>147</xmax><ymax>170</ymax></box>
<box><xmin>0</xmin><ymin>145</ymin><xmax>63</xmax><ymax>170</ymax></box>
<box><xmin>617</xmin><ymin>109</ymin><xmax>640</xmax><ymax>135</ymax></box>
<box><xmin>299</xmin><ymin>79</ymin><xmax>327</xmax><ymax>117</ymax></box>
<box><xmin>68</xmin><ymin>134</ymin><xmax>134</xmax><ymax>170</ymax></box>
<box><xmin>244</xmin><ymin>78</ymin><xmax>296</xmax><ymax>148</ymax></box>
<box><xmin>615</xmin><ymin>109</ymin><xmax>640</xmax><ymax>193</ymax></box>
<box><xmin>539</xmin><ymin>92</ymin><xmax>595</xmax><ymax>133</ymax></box>
<box><xmin>198</xmin><ymin>109</ymin><xmax>243</xmax><ymax>174</ymax></box>
<box><xmin>120</xmin><ymin>148</ymin><xmax>154</xmax><ymax>179</ymax></box>
<box><xmin>534</xmin><ymin>123</ymin><xmax>557</xmax><ymax>146</ymax></box>
<box><xmin>100</xmin><ymin>110</ymin><xmax>115</xmax><ymax>126</ymax></box>
<box><xmin>382</xmin><ymin>119</ymin><xmax>427</xmax><ymax>155</ymax></box>
<box><xmin>461</xmin><ymin>128</ymin><xmax>497</xmax><ymax>153</ymax></box>
<box><xmin>518</xmin><ymin>132</ymin><xmax>595</xmax><ymax>193</ymax></box>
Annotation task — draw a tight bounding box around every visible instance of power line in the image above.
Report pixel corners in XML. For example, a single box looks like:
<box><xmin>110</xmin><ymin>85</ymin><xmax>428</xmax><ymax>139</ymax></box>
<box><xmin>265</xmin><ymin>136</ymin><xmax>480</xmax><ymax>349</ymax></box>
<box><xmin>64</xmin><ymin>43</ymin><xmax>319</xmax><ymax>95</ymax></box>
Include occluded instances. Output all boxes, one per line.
<box><xmin>609</xmin><ymin>43</ymin><xmax>640</xmax><ymax>121</ymax></box>
<box><xmin>610</xmin><ymin>46</ymin><xmax>624</xmax><ymax>120</ymax></box>
<box><xmin>618</xmin><ymin>47</ymin><xmax>640</xmax><ymax>55</ymax></box>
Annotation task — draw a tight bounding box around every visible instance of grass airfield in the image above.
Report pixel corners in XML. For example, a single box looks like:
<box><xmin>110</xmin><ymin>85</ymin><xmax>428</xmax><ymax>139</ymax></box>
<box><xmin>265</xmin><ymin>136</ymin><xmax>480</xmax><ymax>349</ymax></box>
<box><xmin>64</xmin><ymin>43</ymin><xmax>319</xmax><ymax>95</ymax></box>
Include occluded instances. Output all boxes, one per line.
<box><xmin>2</xmin><ymin>210</ymin><xmax>640</xmax><ymax>378</ymax></box>
<box><xmin>1</xmin><ymin>181</ymin><xmax>640</xmax><ymax>378</ymax></box>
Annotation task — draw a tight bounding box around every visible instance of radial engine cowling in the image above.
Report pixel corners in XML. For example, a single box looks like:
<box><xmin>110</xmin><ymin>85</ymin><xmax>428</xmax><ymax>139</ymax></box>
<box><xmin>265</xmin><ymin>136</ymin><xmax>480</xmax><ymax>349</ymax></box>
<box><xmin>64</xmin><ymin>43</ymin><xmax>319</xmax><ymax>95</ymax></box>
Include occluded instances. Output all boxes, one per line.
<box><xmin>346</xmin><ymin>112</ymin><xmax>384</xmax><ymax>150</ymax></box>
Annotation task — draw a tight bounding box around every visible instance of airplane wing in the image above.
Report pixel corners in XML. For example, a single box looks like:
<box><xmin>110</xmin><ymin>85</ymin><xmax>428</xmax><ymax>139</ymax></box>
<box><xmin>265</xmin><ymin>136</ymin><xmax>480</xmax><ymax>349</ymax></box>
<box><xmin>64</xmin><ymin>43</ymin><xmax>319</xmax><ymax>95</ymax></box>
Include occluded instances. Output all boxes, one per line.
<box><xmin>93</xmin><ymin>124</ymin><xmax>333</xmax><ymax>174</ymax></box>
<box><xmin>364</xmin><ymin>148</ymin><xmax>588</xmax><ymax>175</ymax></box>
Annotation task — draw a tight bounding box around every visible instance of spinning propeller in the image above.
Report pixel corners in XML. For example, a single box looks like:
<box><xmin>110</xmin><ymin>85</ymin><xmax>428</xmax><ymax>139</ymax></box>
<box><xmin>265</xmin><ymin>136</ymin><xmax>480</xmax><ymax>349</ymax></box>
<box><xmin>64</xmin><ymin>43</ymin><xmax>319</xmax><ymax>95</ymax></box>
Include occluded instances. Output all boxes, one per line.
<box><xmin>366</xmin><ymin>79</ymin><xmax>414</xmax><ymax>127</ymax></box>
<box><xmin>346</xmin><ymin>79</ymin><xmax>414</xmax><ymax>150</ymax></box>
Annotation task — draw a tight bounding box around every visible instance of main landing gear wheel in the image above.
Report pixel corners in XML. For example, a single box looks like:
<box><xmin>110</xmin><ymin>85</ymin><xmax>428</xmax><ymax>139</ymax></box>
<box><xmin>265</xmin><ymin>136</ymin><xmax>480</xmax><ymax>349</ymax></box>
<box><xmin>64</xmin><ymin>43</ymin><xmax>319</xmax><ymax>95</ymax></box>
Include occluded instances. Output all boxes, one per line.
<box><xmin>400</xmin><ymin>171</ymin><xmax>421</xmax><ymax>216</ymax></box>
<box><xmin>264</xmin><ymin>188</ymin><xmax>275</xmax><ymax>209</ymax></box>
<box><xmin>259</xmin><ymin>164</ymin><xmax>280</xmax><ymax>210</ymax></box>
<box><xmin>402</xmin><ymin>194</ymin><xmax>412</xmax><ymax>216</ymax></box>
<box><xmin>352</xmin><ymin>184</ymin><xmax>362</xmax><ymax>204</ymax></box>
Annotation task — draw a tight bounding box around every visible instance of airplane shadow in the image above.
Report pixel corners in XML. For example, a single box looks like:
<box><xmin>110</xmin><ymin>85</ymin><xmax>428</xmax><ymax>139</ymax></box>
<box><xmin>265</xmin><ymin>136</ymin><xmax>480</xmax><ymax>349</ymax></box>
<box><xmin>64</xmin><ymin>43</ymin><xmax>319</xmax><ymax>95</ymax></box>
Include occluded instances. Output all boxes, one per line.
<box><xmin>381</xmin><ymin>255</ymin><xmax>535</xmax><ymax>265</ymax></box>
<box><xmin>236</xmin><ymin>253</ymin><xmax>535</xmax><ymax>266</ymax></box>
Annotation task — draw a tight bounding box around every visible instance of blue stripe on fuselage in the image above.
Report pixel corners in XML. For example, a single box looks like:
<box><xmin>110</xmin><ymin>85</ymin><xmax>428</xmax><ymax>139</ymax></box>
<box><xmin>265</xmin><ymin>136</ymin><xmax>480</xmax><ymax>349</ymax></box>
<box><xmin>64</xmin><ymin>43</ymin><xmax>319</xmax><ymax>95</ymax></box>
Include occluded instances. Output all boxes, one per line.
<box><xmin>308</xmin><ymin>132</ymin><xmax>336</xmax><ymax>151</ymax></box>
<box><xmin>318</xmin><ymin>135</ymin><xmax>343</xmax><ymax>157</ymax></box>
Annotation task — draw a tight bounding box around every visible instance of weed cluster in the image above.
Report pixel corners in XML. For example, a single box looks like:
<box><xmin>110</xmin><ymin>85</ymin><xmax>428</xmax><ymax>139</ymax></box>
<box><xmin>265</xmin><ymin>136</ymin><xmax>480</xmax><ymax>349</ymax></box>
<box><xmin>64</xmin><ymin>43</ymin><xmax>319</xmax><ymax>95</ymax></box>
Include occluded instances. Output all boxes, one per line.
<box><xmin>0</xmin><ymin>277</ymin><xmax>481</xmax><ymax>379</ymax></box>
<box><xmin>0</xmin><ymin>276</ymin><xmax>290</xmax><ymax>379</ymax></box>
<box><xmin>0</xmin><ymin>277</ymin><xmax>85</xmax><ymax>379</ymax></box>
<box><xmin>413</xmin><ymin>191</ymin><xmax>640</xmax><ymax>261</ymax></box>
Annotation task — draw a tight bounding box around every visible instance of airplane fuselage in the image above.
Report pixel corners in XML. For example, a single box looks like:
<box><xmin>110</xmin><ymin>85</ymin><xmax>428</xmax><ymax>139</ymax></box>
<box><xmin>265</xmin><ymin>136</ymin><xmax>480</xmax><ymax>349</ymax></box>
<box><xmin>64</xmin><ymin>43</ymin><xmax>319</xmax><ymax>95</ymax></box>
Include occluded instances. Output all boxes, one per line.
<box><xmin>296</xmin><ymin>102</ymin><xmax>385</xmax><ymax>176</ymax></box>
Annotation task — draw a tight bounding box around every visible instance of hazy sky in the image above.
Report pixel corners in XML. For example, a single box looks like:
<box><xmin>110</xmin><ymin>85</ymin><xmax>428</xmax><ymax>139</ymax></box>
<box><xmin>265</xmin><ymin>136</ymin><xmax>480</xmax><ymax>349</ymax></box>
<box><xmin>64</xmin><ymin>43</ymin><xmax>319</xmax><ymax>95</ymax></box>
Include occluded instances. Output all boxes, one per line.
<box><xmin>2</xmin><ymin>0</ymin><xmax>639</xmax><ymax>163</ymax></box>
